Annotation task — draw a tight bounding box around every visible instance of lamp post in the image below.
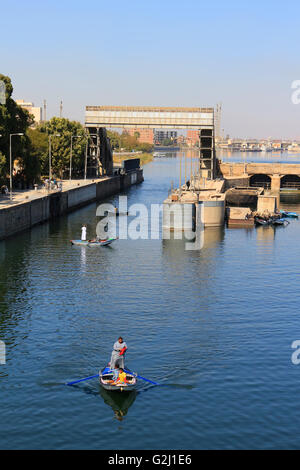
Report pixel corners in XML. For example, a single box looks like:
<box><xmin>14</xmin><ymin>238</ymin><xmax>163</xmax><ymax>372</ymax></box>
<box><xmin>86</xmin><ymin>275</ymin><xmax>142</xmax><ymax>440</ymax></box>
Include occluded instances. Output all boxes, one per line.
<box><xmin>9</xmin><ymin>133</ymin><xmax>23</xmax><ymax>200</ymax></box>
<box><xmin>70</xmin><ymin>135</ymin><xmax>83</xmax><ymax>181</ymax></box>
<box><xmin>48</xmin><ymin>134</ymin><xmax>60</xmax><ymax>185</ymax></box>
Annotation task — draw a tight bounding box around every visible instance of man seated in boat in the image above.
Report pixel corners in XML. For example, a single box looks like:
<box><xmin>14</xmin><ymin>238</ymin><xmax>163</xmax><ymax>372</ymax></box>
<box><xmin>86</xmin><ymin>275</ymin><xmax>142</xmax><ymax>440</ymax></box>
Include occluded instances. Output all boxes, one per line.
<box><xmin>88</xmin><ymin>235</ymin><xmax>109</xmax><ymax>243</ymax></box>
<box><xmin>105</xmin><ymin>368</ymin><xmax>128</xmax><ymax>385</ymax></box>
<box><xmin>115</xmin><ymin>368</ymin><xmax>127</xmax><ymax>385</ymax></box>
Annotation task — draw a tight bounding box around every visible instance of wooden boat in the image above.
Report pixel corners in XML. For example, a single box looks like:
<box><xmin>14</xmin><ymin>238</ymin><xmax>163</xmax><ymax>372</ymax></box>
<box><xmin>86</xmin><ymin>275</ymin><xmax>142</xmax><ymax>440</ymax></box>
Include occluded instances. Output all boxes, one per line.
<box><xmin>279</xmin><ymin>210</ymin><xmax>298</xmax><ymax>218</ymax></box>
<box><xmin>99</xmin><ymin>367</ymin><xmax>137</xmax><ymax>392</ymax></box>
<box><xmin>255</xmin><ymin>217</ymin><xmax>271</xmax><ymax>226</ymax></box>
<box><xmin>272</xmin><ymin>218</ymin><xmax>289</xmax><ymax>226</ymax></box>
<box><xmin>70</xmin><ymin>237</ymin><xmax>117</xmax><ymax>246</ymax></box>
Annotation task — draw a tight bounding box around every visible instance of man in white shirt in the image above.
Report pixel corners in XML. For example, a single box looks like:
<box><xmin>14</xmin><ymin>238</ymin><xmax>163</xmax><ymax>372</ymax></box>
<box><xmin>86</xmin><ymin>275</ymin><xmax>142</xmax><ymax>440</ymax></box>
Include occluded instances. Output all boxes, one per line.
<box><xmin>110</xmin><ymin>336</ymin><xmax>127</xmax><ymax>370</ymax></box>
<box><xmin>81</xmin><ymin>224</ymin><xmax>87</xmax><ymax>241</ymax></box>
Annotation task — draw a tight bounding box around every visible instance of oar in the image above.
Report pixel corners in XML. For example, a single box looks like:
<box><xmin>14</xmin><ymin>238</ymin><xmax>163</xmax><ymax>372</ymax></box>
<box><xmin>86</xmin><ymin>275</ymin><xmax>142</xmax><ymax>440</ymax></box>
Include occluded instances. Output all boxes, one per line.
<box><xmin>124</xmin><ymin>369</ymin><xmax>160</xmax><ymax>386</ymax></box>
<box><xmin>65</xmin><ymin>374</ymin><xmax>99</xmax><ymax>386</ymax></box>
<box><xmin>66</xmin><ymin>370</ymin><xmax>160</xmax><ymax>387</ymax></box>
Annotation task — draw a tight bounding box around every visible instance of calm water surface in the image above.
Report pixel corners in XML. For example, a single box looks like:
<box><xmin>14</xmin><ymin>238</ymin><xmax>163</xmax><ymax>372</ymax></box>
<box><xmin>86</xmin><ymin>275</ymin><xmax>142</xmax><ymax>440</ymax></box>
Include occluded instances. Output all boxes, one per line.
<box><xmin>1</xmin><ymin>151</ymin><xmax>300</xmax><ymax>449</ymax></box>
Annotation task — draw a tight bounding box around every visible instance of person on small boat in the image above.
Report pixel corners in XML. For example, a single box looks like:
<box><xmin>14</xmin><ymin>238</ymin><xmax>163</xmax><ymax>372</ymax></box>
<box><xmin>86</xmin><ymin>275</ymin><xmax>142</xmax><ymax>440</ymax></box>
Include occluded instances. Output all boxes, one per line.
<box><xmin>88</xmin><ymin>235</ymin><xmax>109</xmax><ymax>243</ymax></box>
<box><xmin>81</xmin><ymin>224</ymin><xmax>87</xmax><ymax>241</ymax></box>
<box><xmin>115</xmin><ymin>368</ymin><xmax>127</xmax><ymax>385</ymax></box>
<box><xmin>110</xmin><ymin>336</ymin><xmax>127</xmax><ymax>370</ymax></box>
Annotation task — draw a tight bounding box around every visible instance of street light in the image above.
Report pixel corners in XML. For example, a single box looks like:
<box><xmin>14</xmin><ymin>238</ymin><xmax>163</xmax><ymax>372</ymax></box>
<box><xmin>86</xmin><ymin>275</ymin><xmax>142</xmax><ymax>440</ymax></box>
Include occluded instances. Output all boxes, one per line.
<box><xmin>48</xmin><ymin>134</ymin><xmax>60</xmax><ymax>184</ymax></box>
<box><xmin>10</xmin><ymin>133</ymin><xmax>23</xmax><ymax>200</ymax></box>
<box><xmin>70</xmin><ymin>135</ymin><xmax>84</xmax><ymax>181</ymax></box>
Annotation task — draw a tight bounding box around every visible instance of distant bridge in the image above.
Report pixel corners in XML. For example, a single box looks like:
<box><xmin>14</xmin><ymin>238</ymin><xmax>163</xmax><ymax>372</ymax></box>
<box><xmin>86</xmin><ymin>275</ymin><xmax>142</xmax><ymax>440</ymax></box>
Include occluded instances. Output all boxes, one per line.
<box><xmin>85</xmin><ymin>105</ymin><xmax>214</xmax><ymax>129</ymax></box>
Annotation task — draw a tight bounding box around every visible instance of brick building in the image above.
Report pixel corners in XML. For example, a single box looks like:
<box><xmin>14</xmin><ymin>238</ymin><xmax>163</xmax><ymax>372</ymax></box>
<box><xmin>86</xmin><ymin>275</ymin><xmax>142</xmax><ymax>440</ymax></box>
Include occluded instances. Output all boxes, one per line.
<box><xmin>127</xmin><ymin>128</ymin><xmax>154</xmax><ymax>145</ymax></box>
<box><xmin>186</xmin><ymin>130</ymin><xmax>199</xmax><ymax>147</ymax></box>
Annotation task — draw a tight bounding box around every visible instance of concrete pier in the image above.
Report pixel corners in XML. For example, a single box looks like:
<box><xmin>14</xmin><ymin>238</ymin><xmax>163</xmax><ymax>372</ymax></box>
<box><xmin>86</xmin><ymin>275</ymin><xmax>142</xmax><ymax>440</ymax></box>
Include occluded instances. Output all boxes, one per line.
<box><xmin>0</xmin><ymin>169</ymin><xmax>143</xmax><ymax>240</ymax></box>
<box><xmin>163</xmin><ymin>178</ymin><xmax>225</xmax><ymax>230</ymax></box>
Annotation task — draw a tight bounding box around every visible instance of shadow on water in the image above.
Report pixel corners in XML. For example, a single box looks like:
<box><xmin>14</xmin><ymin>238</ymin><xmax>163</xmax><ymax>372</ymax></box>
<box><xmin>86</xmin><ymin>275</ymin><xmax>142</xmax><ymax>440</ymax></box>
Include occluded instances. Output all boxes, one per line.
<box><xmin>100</xmin><ymin>388</ymin><xmax>137</xmax><ymax>421</ymax></box>
<box><xmin>61</xmin><ymin>381</ymin><xmax>137</xmax><ymax>421</ymax></box>
<box><xmin>58</xmin><ymin>380</ymin><xmax>193</xmax><ymax>423</ymax></box>
<box><xmin>162</xmin><ymin>226</ymin><xmax>225</xmax><ymax>255</ymax></box>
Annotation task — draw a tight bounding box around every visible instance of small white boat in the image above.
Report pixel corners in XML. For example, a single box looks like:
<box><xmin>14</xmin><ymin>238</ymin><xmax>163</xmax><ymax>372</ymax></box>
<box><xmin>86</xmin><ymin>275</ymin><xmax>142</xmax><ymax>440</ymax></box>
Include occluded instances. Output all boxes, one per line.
<box><xmin>99</xmin><ymin>367</ymin><xmax>137</xmax><ymax>392</ymax></box>
<box><xmin>70</xmin><ymin>237</ymin><xmax>117</xmax><ymax>247</ymax></box>
<box><xmin>153</xmin><ymin>152</ymin><xmax>166</xmax><ymax>157</ymax></box>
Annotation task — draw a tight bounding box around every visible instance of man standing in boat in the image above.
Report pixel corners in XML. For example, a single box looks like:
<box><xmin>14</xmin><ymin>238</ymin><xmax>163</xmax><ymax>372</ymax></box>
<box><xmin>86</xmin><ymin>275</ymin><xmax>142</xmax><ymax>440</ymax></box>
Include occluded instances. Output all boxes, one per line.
<box><xmin>81</xmin><ymin>224</ymin><xmax>87</xmax><ymax>241</ymax></box>
<box><xmin>110</xmin><ymin>336</ymin><xmax>127</xmax><ymax>370</ymax></box>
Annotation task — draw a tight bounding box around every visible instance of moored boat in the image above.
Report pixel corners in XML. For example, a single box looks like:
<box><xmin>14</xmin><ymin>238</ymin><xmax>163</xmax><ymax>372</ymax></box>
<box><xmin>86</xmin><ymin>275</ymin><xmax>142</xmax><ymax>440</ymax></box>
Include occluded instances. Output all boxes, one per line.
<box><xmin>255</xmin><ymin>217</ymin><xmax>271</xmax><ymax>226</ymax></box>
<box><xmin>279</xmin><ymin>210</ymin><xmax>298</xmax><ymax>218</ymax></box>
<box><xmin>99</xmin><ymin>367</ymin><xmax>137</xmax><ymax>392</ymax></box>
<box><xmin>272</xmin><ymin>218</ymin><xmax>289</xmax><ymax>226</ymax></box>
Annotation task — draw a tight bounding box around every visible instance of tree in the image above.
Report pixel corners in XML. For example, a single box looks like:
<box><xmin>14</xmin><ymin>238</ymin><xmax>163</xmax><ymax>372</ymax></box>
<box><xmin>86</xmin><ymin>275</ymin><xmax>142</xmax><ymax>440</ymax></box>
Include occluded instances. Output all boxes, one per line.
<box><xmin>107</xmin><ymin>130</ymin><xmax>121</xmax><ymax>150</ymax></box>
<box><xmin>0</xmin><ymin>74</ymin><xmax>34</xmax><ymax>186</ymax></box>
<box><xmin>162</xmin><ymin>138</ymin><xmax>173</xmax><ymax>146</ymax></box>
<box><xmin>136</xmin><ymin>142</ymin><xmax>153</xmax><ymax>153</ymax></box>
<box><xmin>38</xmin><ymin>117</ymin><xmax>87</xmax><ymax>178</ymax></box>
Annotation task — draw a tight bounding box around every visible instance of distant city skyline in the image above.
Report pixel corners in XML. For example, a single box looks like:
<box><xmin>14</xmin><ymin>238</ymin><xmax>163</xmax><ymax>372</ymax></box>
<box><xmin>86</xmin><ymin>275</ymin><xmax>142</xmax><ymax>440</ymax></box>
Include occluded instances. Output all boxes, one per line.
<box><xmin>1</xmin><ymin>0</ymin><xmax>300</xmax><ymax>139</ymax></box>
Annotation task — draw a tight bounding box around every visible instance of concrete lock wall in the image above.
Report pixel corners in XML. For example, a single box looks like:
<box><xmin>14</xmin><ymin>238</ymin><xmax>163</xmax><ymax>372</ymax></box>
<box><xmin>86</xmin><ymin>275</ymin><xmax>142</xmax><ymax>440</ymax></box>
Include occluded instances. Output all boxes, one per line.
<box><xmin>0</xmin><ymin>170</ymin><xmax>143</xmax><ymax>240</ymax></box>
<box><xmin>257</xmin><ymin>195</ymin><xmax>277</xmax><ymax>213</ymax></box>
<box><xmin>68</xmin><ymin>183</ymin><xmax>97</xmax><ymax>208</ymax></box>
<box><xmin>0</xmin><ymin>203</ymin><xmax>31</xmax><ymax>239</ymax></box>
<box><xmin>224</xmin><ymin>177</ymin><xmax>249</xmax><ymax>189</ymax></box>
<box><xmin>198</xmin><ymin>200</ymin><xmax>225</xmax><ymax>227</ymax></box>
<box><xmin>162</xmin><ymin>202</ymin><xmax>196</xmax><ymax>231</ymax></box>
<box><xmin>30</xmin><ymin>197</ymin><xmax>50</xmax><ymax>225</ymax></box>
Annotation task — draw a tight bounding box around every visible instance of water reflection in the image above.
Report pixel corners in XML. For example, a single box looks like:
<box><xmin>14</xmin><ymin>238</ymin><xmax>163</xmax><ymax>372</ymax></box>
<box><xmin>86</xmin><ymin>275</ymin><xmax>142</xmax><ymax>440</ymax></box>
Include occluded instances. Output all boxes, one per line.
<box><xmin>100</xmin><ymin>388</ymin><xmax>137</xmax><ymax>421</ymax></box>
<box><xmin>162</xmin><ymin>226</ymin><xmax>224</xmax><ymax>255</ymax></box>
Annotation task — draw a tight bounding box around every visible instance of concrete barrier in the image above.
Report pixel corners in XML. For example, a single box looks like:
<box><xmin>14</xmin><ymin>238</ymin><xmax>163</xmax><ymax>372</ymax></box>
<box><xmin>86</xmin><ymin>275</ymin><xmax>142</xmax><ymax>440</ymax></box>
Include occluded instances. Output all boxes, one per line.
<box><xmin>0</xmin><ymin>170</ymin><xmax>143</xmax><ymax>240</ymax></box>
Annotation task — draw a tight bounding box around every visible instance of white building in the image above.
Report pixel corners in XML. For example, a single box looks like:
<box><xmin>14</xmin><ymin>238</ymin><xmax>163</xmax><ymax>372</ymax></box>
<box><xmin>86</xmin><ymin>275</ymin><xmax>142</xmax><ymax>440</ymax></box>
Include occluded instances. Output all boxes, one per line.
<box><xmin>16</xmin><ymin>99</ymin><xmax>42</xmax><ymax>125</ymax></box>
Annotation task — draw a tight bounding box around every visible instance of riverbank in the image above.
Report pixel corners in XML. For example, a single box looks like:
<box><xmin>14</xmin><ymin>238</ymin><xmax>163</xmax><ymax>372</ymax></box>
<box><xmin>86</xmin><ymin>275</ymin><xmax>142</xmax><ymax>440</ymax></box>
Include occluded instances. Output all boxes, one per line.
<box><xmin>0</xmin><ymin>169</ymin><xmax>143</xmax><ymax>240</ymax></box>
<box><xmin>113</xmin><ymin>152</ymin><xmax>153</xmax><ymax>166</ymax></box>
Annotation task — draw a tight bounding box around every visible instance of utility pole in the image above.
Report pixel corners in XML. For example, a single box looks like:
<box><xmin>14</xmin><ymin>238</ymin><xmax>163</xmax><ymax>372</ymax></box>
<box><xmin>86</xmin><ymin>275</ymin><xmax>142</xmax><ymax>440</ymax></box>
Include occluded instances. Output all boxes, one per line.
<box><xmin>60</xmin><ymin>100</ymin><xmax>63</xmax><ymax>118</ymax></box>
<box><xmin>43</xmin><ymin>100</ymin><xmax>47</xmax><ymax>122</ymax></box>
<box><xmin>215</xmin><ymin>103</ymin><xmax>222</xmax><ymax>140</ymax></box>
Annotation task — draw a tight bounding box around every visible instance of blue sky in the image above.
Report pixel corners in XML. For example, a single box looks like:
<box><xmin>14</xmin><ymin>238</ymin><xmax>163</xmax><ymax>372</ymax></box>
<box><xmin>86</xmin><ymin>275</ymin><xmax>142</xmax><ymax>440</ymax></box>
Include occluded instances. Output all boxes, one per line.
<box><xmin>1</xmin><ymin>0</ymin><xmax>300</xmax><ymax>138</ymax></box>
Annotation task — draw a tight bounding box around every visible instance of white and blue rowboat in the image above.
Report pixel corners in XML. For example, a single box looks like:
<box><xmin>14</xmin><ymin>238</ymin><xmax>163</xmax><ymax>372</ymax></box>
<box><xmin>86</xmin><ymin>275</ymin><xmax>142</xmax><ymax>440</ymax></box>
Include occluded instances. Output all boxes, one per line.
<box><xmin>279</xmin><ymin>210</ymin><xmax>298</xmax><ymax>218</ymax></box>
<box><xmin>99</xmin><ymin>367</ymin><xmax>137</xmax><ymax>392</ymax></box>
<box><xmin>70</xmin><ymin>237</ymin><xmax>117</xmax><ymax>247</ymax></box>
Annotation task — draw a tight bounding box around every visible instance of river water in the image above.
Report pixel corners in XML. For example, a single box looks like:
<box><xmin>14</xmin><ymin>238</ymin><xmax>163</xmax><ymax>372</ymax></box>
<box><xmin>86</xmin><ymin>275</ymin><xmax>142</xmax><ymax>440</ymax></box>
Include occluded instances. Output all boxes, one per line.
<box><xmin>1</xmin><ymin>150</ymin><xmax>300</xmax><ymax>450</ymax></box>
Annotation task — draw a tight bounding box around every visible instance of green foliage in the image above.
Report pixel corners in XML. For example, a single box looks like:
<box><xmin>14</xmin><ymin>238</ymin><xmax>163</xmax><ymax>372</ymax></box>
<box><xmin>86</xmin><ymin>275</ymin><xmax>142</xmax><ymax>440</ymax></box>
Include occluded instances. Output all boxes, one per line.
<box><xmin>136</xmin><ymin>142</ymin><xmax>153</xmax><ymax>153</ymax></box>
<box><xmin>0</xmin><ymin>151</ymin><xmax>6</xmax><ymax>181</ymax></box>
<box><xmin>0</xmin><ymin>73</ymin><xmax>34</xmax><ymax>186</ymax></box>
<box><xmin>162</xmin><ymin>138</ymin><xmax>173</xmax><ymax>146</ymax></box>
<box><xmin>38</xmin><ymin>117</ymin><xmax>87</xmax><ymax>178</ymax></box>
<box><xmin>107</xmin><ymin>130</ymin><xmax>121</xmax><ymax>150</ymax></box>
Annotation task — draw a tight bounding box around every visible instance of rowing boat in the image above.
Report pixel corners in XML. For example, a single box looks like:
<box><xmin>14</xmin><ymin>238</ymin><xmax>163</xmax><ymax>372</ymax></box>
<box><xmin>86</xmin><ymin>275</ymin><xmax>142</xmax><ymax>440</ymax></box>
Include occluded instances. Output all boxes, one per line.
<box><xmin>272</xmin><ymin>218</ymin><xmax>289</xmax><ymax>226</ymax></box>
<box><xmin>279</xmin><ymin>210</ymin><xmax>298</xmax><ymax>218</ymax></box>
<box><xmin>70</xmin><ymin>237</ymin><xmax>117</xmax><ymax>246</ymax></box>
<box><xmin>255</xmin><ymin>217</ymin><xmax>271</xmax><ymax>226</ymax></box>
<box><xmin>99</xmin><ymin>367</ymin><xmax>137</xmax><ymax>392</ymax></box>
